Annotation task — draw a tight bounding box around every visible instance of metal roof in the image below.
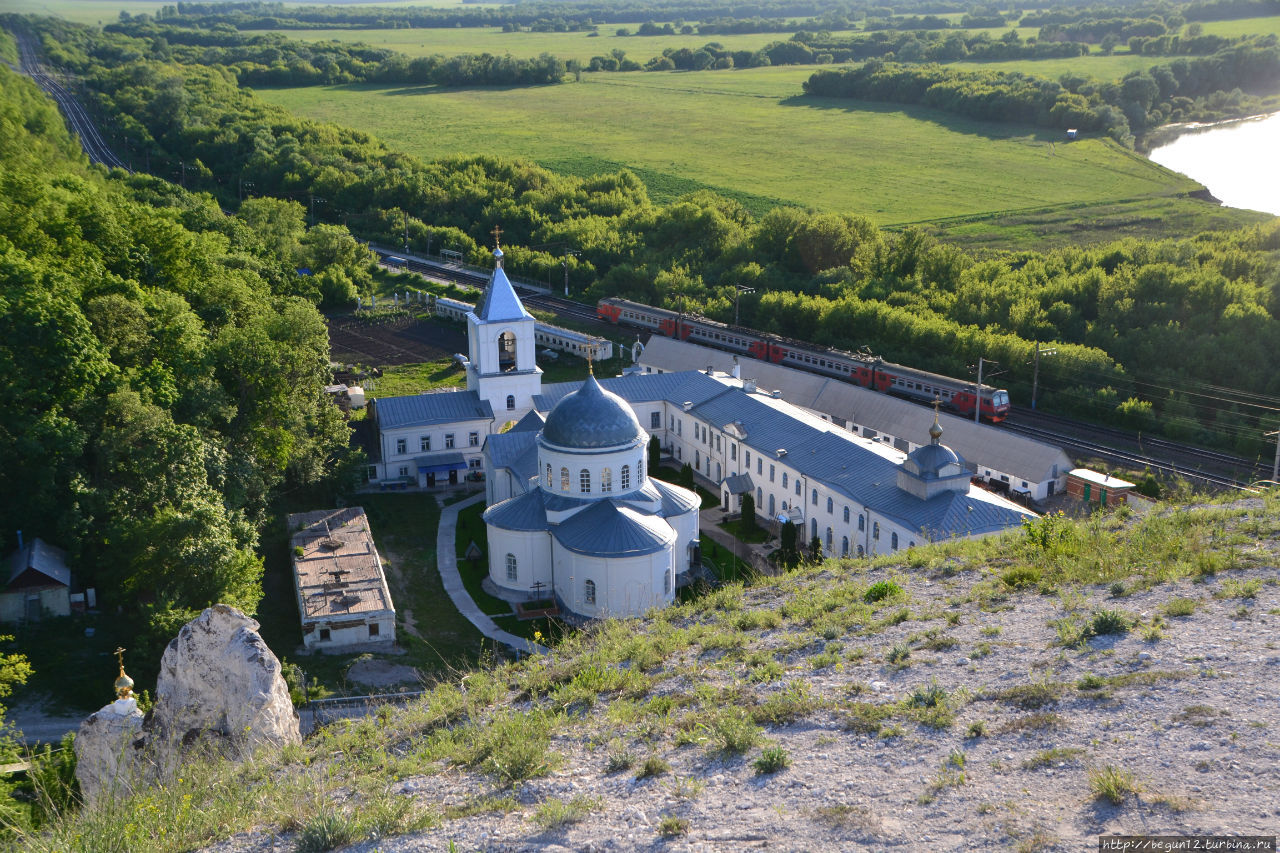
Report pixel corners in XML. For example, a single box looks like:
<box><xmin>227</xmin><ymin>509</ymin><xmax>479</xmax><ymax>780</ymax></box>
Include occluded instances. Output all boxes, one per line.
<box><xmin>536</xmin><ymin>370</ymin><xmax>727</xmax><ymax>413</ymax></box>
<box><xmin>640</xmin><ymin>337</ymin><xmax>1071</xmax><ymax>482</ymax></box>
<box><xmin>724</xmin><ymin>473</ymin><xmax>755</xmax><ymax>494</ymax></box>
<box><xmin>543</xmin><ymin>374</ymin><xmax>645</xmax><ymax>449</ymax></box>
<box><xmin>415</xmin><ymin>451</ymin><xmax>467</xmax><ymax>473</ymax></box>
<box><xmin>552</xmin><ymin>500</ymin><xmax>676</xmax><ymax>557</ymax></box>
<box><xmin>7</xmin><ymin>538</ymin><xmax>71</xmax><ymax>588</ymax></box>
<box><xmin>484</xmin><ymin>489</ymin><xmax>548</xmax><ymax>531</ymax></box>
<box><xmin>510</xmin><ymin>409</ymin><xmax>546</xmax><ymax>433</ymax></box>
<box><xmin>637</xmin><ymin>478</ymin><xmax>702</xmax><ymax>515</ymax></box>
<box><xmin>374</xmin><ymin>391</ymin><xmax>494</xmax><ymax>430</ymax></box>
<box><xmin>485</xmin><ymin>430</ymin><xmax>539</xmax><ymax>478</ymax></box>
<box><xmin>472</xmin><ymin>259</ymin><xmax>533</xmax><ymax>323</ymax></box>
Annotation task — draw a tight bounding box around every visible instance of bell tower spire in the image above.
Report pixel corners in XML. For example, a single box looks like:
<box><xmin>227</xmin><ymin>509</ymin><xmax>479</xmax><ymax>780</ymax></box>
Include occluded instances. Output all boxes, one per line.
<box><xmin>465</xmin><ymin>224</ymin><xmax>542</xmax><ymax>421</ymax></box>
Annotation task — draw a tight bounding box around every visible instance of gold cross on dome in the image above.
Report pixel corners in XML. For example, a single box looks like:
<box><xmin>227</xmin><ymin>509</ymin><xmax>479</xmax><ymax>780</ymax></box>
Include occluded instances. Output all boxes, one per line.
<box><xmin>587</xmin><ymin>350</ymin><xmax>594</xmax><ymax>375</ymax></box>
<box><xmin>491</xmin><ymin>225</ymin><xmax>503</xmax><ymax>249</ymax></box>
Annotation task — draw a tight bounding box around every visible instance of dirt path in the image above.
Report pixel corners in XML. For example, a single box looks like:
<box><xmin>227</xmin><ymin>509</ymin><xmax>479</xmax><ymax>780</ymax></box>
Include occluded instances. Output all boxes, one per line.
<box><xmin>378</xmin><ymin>546</ymin><xmax>421</xmax><ymax>640</ymax></box>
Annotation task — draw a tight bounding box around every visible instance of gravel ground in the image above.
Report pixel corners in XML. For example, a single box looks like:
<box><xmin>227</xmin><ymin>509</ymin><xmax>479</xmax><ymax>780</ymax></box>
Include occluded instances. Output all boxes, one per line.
<box><xmin>203</xmin><ymin>510</ymin><xmax>1280</xmax><ymax>852</ymax></box>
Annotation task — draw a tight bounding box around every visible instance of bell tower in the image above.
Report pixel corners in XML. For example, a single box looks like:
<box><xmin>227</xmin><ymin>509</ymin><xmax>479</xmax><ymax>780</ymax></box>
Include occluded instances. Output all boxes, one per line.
<box><xmin>466</xmin><ymin>226</ymin><xmax>542</xmax><ymax>422</ymax></box>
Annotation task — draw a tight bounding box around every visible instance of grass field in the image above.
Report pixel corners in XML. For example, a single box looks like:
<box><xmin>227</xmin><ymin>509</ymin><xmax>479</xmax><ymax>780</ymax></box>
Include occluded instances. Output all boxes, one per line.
<box><xmin>259</xmin><ymin>67</ymin><xmax>1200</xmax><ymax>225</ymax></box>
<box><xmin>242</xmin><ymin>26</ymin><xmax>858</xmax><ymax>65</ymax></box>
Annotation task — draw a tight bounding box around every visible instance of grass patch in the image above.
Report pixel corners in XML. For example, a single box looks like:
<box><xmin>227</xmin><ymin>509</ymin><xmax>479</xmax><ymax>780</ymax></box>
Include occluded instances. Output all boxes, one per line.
<box><xmin>658</xmin><ymin>815</ymin><xmax>689</xmax><ymax>838</ymax></box>
<box><xmin>753</xmin><ymin>746</ymin><xmax>790</xmax><ymax>775</ymax></box>
<box><xmin>864</xmin><ymin>581</ymin><xmax>904</xmax><ymax>603</ymax></box>
<box><xmin>533</xmin><ymin>795</ymin><xmax>602</xmax><ymax>831</ymax></box>
<box><xmin>1162</xmin><ymin>597</ymin><xmax>1199</xmax><ymax>617</ymax></box>
<box><xmin>636</xmin><ymin>755</ymin><xmax>670</xmax><ymax>779</ymax></box>
<box><xmin>998</xmin><ymin>712</ymin><xmax>1064</xmax><ymax>734</ymax></box>
<box><xmin>984</xmin><ymin>681</ymin><xmax>1064</xmax><ymax>711</ymax></box>
<box><xmin>1089</xmin><ymin>765</ymin><xmax>1142</xmax><ymax>805</ymax></box>
<box><xmin>1022</xmin><ymin>747</ymin><xmax>1085</xmax><ymax>769</ymax></box>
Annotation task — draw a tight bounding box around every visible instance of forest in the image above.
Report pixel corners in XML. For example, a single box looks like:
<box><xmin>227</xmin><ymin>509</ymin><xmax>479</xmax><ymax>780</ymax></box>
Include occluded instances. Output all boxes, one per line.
<box><xmin>805</xmin><ymin>40</ymin><xmax>1280</xmax><ymax>141</ymax></box>
<box><xmin>0</xmin><ymin>56</ymin><xmax>374</xmax><ymax>725</ymax></box>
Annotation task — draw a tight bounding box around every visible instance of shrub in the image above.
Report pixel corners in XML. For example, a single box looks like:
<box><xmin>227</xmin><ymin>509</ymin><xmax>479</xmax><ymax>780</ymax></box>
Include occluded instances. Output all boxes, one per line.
<box><xmin>710</xmin><ymin>711</ymin><xmax>762</xmax><ymax>756</ymax></box>
<box><xmin>1162</xmin><ymin>597</ymin><xmax>1198</xmax><ymax>617</ymax></box>
<box><xmin>605</xmin><ymin>749</ymin><xmax>635</xmax><ymax>773</ymax></box>
<box><xmin>753</xmin><ymin>746</ymin><xmax>790</xmax><ymax>774</ymax></box>
<box><xmin>885</xmin><ymin>643</ymin><xmax>910</xmax><ymax>665</ymax></box>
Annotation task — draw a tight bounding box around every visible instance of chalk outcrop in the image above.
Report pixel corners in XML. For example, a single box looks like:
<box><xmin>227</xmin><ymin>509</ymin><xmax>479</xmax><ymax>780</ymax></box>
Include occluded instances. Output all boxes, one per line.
<box><xmin>74</xmin><ymin>605</ymin><xmax>299</xmax><ymax>807</ymax></box>
<box><xmin>73</xmin><ymin>698</ymin><xmax>144</xmax><ymax>808</ymax></box>
<box><xmin>148</xmin><ymin>604</ymin><xmax>300</xmax><ymax>754</ymax></box>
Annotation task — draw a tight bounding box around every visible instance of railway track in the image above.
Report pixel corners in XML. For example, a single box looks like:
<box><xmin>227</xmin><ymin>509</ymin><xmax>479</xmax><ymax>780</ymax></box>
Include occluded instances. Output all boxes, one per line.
<box><xmin>1008</xmin><ymin>406</ymin><xmax>1269</xmax><ymax>486</ymax></box>
<box><xmin>13</xmin><ymin>29</ymin><xmax>130</xmax><ymax>171</ymax></box>
<box><xmin>1001</xmin><ymin>419</ymin><xmax>1258</xmax><ymax>492</ymax></box>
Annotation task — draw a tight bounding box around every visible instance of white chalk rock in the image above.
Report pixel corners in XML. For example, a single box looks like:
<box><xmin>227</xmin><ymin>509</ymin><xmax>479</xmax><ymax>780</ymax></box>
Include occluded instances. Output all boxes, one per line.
<box><xmin>150</xmin><ymin>604</ymin><xmax>300</xmax><ymax>754</ymax></box>
<box><xmin>74</xmin><ymin>698</ymin><xmax>145</xmax><ymax>808</ymax></box>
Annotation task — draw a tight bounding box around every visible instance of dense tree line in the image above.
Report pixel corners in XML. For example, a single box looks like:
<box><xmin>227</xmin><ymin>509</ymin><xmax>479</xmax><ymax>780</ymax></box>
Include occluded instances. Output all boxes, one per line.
<box><xmin>0</xmin><ymin>62</ymin><xmax>358</xmax><ymax>662</ymax></box>
<box><xmin>15</xmin><ymin>15</ymin><xmax>1280</xmax><ymax>459</ymax></box>
<box><xmin>102</xmin><ymin>19</ymin><xmax>568</xmax><ymax>87</ymax></box>
<box><xmin>805</xmin><ymin>41</ymin><xmax>1280</xmax><ymax>143</ymax></box>
<box><xmin>159</xmin><ymin>0</ymin><xmax>963</xmax><ymax>31</ymax></box>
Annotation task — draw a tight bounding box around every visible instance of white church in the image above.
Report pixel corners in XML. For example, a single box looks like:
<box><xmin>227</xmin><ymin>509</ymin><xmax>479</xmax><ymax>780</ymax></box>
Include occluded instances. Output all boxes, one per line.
<box><xmin>367</xmin><ymin>239</ymin><xmax>1035</xmax><ymax>622</ymax></box>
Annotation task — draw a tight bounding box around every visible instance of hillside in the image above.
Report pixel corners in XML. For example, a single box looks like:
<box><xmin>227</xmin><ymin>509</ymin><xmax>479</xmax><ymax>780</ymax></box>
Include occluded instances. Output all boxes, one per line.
<box><xmin>27</xmin><ymin>492</ymin><xmax>1280</xmax><ymax>851</ymax></box>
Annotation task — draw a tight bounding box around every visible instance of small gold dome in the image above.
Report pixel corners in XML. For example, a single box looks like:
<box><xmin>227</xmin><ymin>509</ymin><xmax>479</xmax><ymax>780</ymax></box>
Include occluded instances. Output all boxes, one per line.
<box><xmin>113</xmin><ymin>647</ymin><xmax>134</xmax><ymax>701</ymax></box>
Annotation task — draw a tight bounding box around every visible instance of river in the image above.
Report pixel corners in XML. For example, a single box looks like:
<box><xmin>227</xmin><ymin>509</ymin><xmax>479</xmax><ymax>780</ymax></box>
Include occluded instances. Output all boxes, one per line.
<box><xmin>1146</xmin><ymin>112</ymin><xmax>1280</xmax><ymax>216</ymax></box>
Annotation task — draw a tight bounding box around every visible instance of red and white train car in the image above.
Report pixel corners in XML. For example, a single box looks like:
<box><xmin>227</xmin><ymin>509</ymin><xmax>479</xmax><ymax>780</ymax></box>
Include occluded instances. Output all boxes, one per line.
<box><xmin>597</xmin><ymin>297</ymin><xmax>1010</xmax><ymax>421</ymax></box>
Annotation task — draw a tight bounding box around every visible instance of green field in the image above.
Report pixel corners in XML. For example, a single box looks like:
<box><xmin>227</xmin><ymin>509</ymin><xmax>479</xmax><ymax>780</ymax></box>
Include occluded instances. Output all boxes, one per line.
<box><xmin>242</xmin><ymin>25</ymin><xmax>855</xmax><ymax>65</ymax></box>
<box><xmin>259</xmin><ymin>67</ymin><xmax>1201</xmax><ymax>225</ymax></box>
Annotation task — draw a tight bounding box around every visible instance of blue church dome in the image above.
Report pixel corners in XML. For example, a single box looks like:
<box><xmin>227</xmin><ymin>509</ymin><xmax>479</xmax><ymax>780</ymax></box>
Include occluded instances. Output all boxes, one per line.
<box><xmin>904</xmin><ymin>443</ymin><xmax>964</xmax><ymax>478</ymax></box>
<box><xmin>542</xmin><ymin>374</ymin><xmax>644</xmax><ymax>449</ymax></box>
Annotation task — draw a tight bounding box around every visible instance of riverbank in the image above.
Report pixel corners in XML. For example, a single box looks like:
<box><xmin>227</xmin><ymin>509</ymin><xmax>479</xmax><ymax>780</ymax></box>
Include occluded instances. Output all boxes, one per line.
<box><xmin>1144</xmin><ymin>111</ymin><xmax>1280</xmax><ymax>216</ymax></box>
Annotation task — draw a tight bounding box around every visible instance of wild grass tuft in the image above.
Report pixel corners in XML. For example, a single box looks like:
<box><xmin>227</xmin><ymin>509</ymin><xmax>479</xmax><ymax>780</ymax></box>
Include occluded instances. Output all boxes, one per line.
<box><xmin>1162</xmin><ymin>597</ymin><xmax>1198</xmax><ymax>617</ymax></box>
<box><xmin>605</xmin><ymin>748</ymin><xmax>635</xmax><ymax>774</ymax></box>
<box><xmin>533</xmin><ymin>795</ymin><xmax>602</xmax><ymax>831</ymax></box>
<box><xmin>635</xmin><ymin>755</ymin><xmax>670</xmax><ymax>779</ymax></box>
<box><xmin>753</xmin><ymin>746</ymin><xmax>790</xmax><ymax>775</ymax></box>
<box><xmin>864</xmin><ymin>580</ymin><xmax>903</xmax><ymax>603</ymax></box>
<box><xmin>1089</xmin><ymin>765</ymin><xmax>1141</xmax><ymax>805</ymax></box>
<box><xmin>709</xmin><ymin>710</ymin><xmax>762</xmax><ymax>756</ymax></box>
<box><xmin>658</xmin><ymin>815</ymin><xmax>689</xmax><ymax>837</ymax></box>
<box><xmin>294</xmin><ymin>811</ymin><xmax>359</xmax><ymax>853</ymax></box>
<box><xmin>1086</xmin><ymin>608</ymin><xmax>1133</xmax><ymax>637</ymax></box>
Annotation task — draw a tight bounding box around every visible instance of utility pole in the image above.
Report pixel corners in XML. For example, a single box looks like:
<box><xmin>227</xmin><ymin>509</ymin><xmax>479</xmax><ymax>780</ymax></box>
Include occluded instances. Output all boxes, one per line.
<box><xmin>733</xmin><ymin>284</ymin><xmax>755</xmax><ymax>326</ymax></box>
<box><xmin>1267</xmin><ymin>428</ymin><xmax>1280</xmax><ymax>483</ymax></box>
<box><xmin>974</xmin><ymin>357</ymin><xmax>984</xmax><ymax>424</ymax></box>
<box><xmin>308</xmin><ymin>194</ymin><xmax>324</xmax><ymax>225</ymax></box>
<box><xmin>562</xmin><ymin>250</ymin><xmax>579</xmax><ymax>297</ymax></box>
<box><xmin>403</xmin><ymin>210</ymin><xmax>409</xmax><ymax>253</ymax></box>
<box><xmin>1031</xmin><ymin>342</ymin><xmax>1057</xmax><ymax>410</ymax></box>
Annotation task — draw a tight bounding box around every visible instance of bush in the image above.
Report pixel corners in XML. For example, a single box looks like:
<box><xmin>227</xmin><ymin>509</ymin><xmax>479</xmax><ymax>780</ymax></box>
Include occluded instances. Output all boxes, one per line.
<box><xmin>1086</xmin><ymin>608</ymin><xmax>1132</xmax><ymax>637</ymax></box>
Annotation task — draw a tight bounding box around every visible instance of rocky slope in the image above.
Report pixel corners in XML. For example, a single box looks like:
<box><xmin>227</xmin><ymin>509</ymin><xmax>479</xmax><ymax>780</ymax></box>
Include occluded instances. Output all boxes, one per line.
<box><xmin>39</xmin><ymin>496</ymin><xmax>1280</xmax><ymax>852</ymax></box>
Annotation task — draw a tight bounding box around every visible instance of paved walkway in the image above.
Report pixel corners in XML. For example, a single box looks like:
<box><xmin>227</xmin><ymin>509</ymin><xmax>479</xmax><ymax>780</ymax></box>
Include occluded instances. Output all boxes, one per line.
<box><xmin>436</xmin><ymin>493</ymin><xmax>549</xmax><ymax>656</ymax></box>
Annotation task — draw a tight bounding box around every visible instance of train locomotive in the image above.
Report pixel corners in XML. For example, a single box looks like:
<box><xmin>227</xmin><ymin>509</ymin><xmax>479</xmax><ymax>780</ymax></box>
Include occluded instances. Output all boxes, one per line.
<box><xmin>596</xmin><ymin>297</ymin><xmax>1010</xmax><ymax>422</ymax></box>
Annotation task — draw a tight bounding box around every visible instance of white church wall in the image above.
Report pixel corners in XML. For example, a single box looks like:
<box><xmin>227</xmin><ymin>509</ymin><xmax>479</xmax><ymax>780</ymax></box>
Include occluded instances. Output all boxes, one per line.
<box><xmin>537</xmin><ymin>441</ymin><xmax>649</xmax><ymax>502</ymax></box>
<box><xmin>553</xmin><ymin>545</ymin><xmax>674</xmax><ymax>620</ymax></box>
<box><xmin>487</xmin><ymin>528</ymin><xmax>552</xmax><ymax>597</ymax></box>
<box><xmin>667</xmin><ymin>508</ymin><xmax>701</xmax><ymax>576</ymax></box>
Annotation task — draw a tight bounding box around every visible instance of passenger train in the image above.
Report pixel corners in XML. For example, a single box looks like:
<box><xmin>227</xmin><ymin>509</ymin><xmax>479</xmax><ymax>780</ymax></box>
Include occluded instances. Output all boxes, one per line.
<box><xmin>596</xmin><ymin>297</ymin><xmax>1010</xmax><ymax>422</ymax></box>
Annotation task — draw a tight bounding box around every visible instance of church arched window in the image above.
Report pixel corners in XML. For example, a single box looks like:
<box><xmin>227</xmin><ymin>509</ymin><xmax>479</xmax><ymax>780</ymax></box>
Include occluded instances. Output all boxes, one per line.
<box><xmin>826</xmin><ymin>527</ymin><xmax>833</xmax><ymax>549</ymax></box>
<box><xmin>891</xmin><ymin>532</ymin><xmax>899</xmax><ymax>551</ymax></box>
<box><xmin>560</xmin><ymin>467</ymin><xmax>570</xmax><ymax>491</ymax></box>
<box><xmin>841</xmin><ymin>536</ymin><xmax>849</xmax><ymax>557</ymax></box>
<box><xmin>498</xmin><ymin>331</ymin><xmax>517</xmax><ymax>370</ymax></box>
<box><xmin>580</xmin><ymin>469</ymin><xmax>591</xmax><ymax>493</ymax></box>
<box><xmin>637</xmin><ymin>457</ymin><xmax>644</xmax><ymax>484</ymax></box>
<box><xmin>811</xmin><ymin>518</ymin><xmax>818</xmax><ymax>541</ymax></box>
<box><xmin>827</xmin><ymin>497</ymin><xmax>834</xmax><ymax>514</ymax></box>
<box><xmin>584</xmin><ymin>579</ymin><xmax>596</xmax><ymax>605</ymax></box>
<box><xmin>663</xmin><ymin>569</ymin><xmax>671</xmax><ymax>594</ymax></box>
<box><xmin>601</xmin><ymin>467</ymin><xmax>612</xmax><ymax>493</ymax></box>
<box><xmin>506</xmin><ymin>394</ymin><xmax>515</xmax><ymax>410</ymax></box>
<box><xmin>506</xmin><ymin>554</ymin><xmax>517</xmax><ymax>582</ymax></box>
<box><xmin>620</xmin><ymin>465</ymin><xmax>631</xmax><ymax>490</ymax></box>
<box><xmin>545</xmin><ymin>464</ymin><xmax>552</xmax><ymax>488</ymax></box>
